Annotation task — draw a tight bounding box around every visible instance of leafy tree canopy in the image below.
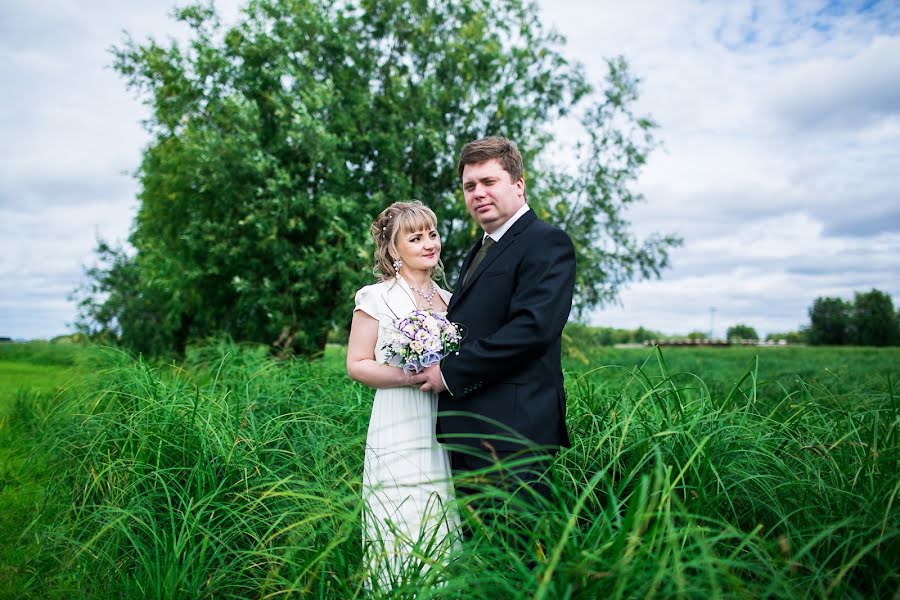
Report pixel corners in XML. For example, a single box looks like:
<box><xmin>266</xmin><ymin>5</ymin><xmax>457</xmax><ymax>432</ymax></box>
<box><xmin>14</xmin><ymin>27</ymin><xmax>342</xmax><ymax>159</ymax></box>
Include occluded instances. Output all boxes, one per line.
<box><xmin>807</xmin><ymin>297</ymin><xmax>851</xmax><ymax>346</ymax></box>
<box><xmin>726</xmin><ymin>324</ymin><xmax>758</xmax><ymax>341</ymax></box>
<box><xmin>76</xmin><ymin>0</ymin><xmax>680</xmax><ymax>357</ymax></box>
<box><xmin>852</xmin><ymin>288</ymin><xmax>899</xmax><ymax>346</ymax></box>
<box><xmin>806</xmin><ymin>289</ymin><xmax>899</xmax><ymax>346</ymax></box>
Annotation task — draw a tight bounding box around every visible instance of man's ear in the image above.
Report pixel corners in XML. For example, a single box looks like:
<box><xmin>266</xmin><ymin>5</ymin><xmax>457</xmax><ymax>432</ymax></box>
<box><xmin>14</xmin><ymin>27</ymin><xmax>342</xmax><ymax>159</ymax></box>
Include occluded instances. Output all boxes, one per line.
<box><xmin>517</xmin><ymin>178</ymin><xmax>526</xmax><ymax>198</ymax></box>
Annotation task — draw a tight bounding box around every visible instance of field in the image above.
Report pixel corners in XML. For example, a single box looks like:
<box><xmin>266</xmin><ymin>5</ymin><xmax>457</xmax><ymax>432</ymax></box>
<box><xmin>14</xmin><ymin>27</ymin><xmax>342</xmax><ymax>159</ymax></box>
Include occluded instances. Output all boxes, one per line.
<box><xmin>0</xmin><ymin>340</ymin><xmax>897</xmax><ymax>598</ymax></box>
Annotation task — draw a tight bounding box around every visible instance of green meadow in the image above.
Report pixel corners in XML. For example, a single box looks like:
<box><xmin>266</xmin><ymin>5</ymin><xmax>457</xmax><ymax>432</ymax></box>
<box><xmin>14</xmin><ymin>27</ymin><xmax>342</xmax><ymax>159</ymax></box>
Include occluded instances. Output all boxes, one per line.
<box><xmin>0</xmin><ymin>340</ymin><xmax>897</xmax><ymax>598</ymax></box>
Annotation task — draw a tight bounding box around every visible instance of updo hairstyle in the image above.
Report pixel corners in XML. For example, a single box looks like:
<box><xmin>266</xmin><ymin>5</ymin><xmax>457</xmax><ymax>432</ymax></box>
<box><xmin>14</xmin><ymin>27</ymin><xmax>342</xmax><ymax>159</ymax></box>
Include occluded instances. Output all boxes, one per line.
<box><xmin>370</xmin><ymin>201</ymin><xmax>443</xmax><ymax>282</ymax></box>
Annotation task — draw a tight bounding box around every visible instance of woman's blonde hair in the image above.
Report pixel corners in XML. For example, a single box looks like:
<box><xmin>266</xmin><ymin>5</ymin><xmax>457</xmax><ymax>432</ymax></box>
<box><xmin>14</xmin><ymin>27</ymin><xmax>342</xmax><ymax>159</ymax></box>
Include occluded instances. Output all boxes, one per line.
<box><xmin>370</xmin><ymin>201</ymin><xmax>444</xmax><ymax>282</ymax></box>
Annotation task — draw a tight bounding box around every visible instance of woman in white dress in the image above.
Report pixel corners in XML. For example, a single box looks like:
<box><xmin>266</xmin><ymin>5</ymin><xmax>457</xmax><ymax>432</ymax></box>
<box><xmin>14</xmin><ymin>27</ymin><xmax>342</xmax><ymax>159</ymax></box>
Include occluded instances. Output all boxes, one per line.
<box><xmin>346</xmin><ymin>201</ymin><xmax>459</xmax><ymax>591</ymax></box>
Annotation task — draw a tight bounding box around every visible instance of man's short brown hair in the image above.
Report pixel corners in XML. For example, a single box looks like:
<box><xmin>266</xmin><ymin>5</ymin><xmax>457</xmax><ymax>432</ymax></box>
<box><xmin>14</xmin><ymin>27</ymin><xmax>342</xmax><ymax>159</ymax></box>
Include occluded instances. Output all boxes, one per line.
<box><xmin>457</xmin><ymin>136</ymin><xmax>525</xmax><ymax>182</ymax></box>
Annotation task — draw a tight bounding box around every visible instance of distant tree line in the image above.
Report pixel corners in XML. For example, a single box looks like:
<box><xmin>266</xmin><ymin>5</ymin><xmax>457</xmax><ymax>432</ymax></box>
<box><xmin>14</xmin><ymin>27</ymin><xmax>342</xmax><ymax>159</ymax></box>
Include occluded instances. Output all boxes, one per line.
<box><xmin>564</xmin><ymin>323</ymin><xmax>665</xmax><ymax>347</ymax></box>
<box><xmin>726</xmin><ymin>324</ymin><xmax>758</xmax><ymax>341</ymax></box>
<box><xmin>565</xmin><ymin>288</ymin><xmax>897</xmax><ymax>349</ymax></box>
<box><xmin>806</xmin><ymin>288</ymin><xmax>899</xmax><ymax>346</ymax></box>
<box><xmin>764</xmin><ymin>331</ymin><xmax>806</xmax><ymax>344</ymax></box>
<box><xmin>708</xmin><ymin>288</ymin><xmax>899</xmax><ymax>346</ymax></box>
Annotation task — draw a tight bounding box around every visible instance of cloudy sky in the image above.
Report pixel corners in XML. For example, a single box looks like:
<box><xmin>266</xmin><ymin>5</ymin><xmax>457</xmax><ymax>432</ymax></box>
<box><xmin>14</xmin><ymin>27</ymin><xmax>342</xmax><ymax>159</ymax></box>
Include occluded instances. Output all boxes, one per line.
<box><xmin>2</xmin><ymin>1</ymin><xmax>898</xmax><ymax>340</ymax></box>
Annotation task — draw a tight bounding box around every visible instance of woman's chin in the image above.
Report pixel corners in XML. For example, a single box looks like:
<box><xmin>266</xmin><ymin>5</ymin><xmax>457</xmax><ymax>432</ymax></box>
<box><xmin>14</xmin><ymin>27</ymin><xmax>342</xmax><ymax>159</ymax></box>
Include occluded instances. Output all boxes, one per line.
<box><xmin>411</xmin><ymin>259</ymin><xmax>439</xmax><ymax>271</ymax></box>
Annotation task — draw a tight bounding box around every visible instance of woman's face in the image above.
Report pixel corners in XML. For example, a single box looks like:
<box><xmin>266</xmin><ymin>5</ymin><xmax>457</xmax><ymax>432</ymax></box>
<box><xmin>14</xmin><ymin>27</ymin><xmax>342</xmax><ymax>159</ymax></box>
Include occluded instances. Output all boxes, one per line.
<box><xmin>394</xmin><ymin>224</ymin><xmax>440</xmax><ymax>273</ymax></box>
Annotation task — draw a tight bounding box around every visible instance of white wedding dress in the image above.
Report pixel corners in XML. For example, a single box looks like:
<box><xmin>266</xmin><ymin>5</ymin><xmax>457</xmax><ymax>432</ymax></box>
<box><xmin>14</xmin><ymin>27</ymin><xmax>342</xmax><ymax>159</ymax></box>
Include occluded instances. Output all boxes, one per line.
<box><xmin>353</xmin><ymin>277</ymin><xmax>460</xmax><ymax>590</ymax></box>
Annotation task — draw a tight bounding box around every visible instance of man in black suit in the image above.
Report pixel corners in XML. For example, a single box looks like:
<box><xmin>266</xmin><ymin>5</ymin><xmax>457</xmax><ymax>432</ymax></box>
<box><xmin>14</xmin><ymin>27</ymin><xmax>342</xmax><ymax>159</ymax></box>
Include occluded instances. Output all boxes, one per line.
<box><xmin>415</xmin><ymin>136</ymin><xmax>575</xmax><ymax>505</ymax></box>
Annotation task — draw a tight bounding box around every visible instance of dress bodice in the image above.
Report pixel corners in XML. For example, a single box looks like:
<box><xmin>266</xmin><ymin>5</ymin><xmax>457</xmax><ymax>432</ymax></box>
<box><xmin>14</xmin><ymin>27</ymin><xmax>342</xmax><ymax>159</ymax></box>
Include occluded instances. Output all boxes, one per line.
<box><xmin>354</xmin><ymin>278</ymin><xmax>452</xmax><ymax>364</ymax></box>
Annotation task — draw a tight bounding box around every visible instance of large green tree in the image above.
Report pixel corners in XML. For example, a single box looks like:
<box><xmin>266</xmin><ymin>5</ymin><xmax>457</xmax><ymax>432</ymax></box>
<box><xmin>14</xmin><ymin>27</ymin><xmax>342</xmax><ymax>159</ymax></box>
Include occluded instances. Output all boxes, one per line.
<box><xmin>76</xmin><ymin>0</ymin><xmax>679</xmax><ymax>357</ymax></box>
<box><xmin>807</xmin><ymin>296</ymin><xmax>852</xmax><ymax>345</ymax></box>
<box><xmin>851</xmin><ymin>289</ymin><xmax>899</xmax><ymax>346</ymax></box>
<box><xmin>806</xmin><ymin>290</ymin><xmax>898</xmax><ymax>346</ymax></box>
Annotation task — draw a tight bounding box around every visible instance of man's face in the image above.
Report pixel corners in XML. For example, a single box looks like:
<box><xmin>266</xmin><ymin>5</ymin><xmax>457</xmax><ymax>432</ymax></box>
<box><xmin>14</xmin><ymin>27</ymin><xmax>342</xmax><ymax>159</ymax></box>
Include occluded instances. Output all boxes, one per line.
<box><xmin>461</xmin><ymin>158</ymin><xmax>525</xmax><ymax>234</ymax></box>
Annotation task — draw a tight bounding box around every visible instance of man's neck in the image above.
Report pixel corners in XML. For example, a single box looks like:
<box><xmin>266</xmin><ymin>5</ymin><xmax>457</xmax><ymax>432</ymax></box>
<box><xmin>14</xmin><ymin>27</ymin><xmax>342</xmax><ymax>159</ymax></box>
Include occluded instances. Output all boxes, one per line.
<box><xmin>485</xmin><ymin>203</ymin><xmax>530</xmax><ymax>240</ymax></box>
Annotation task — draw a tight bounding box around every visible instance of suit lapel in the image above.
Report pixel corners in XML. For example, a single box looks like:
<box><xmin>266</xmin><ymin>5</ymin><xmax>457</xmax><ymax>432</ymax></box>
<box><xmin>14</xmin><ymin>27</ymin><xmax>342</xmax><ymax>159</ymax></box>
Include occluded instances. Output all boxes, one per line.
<box><xmin>448</xmin><ymin>210</ymin><xmax>536</xmax><ymax>312</ymax></box>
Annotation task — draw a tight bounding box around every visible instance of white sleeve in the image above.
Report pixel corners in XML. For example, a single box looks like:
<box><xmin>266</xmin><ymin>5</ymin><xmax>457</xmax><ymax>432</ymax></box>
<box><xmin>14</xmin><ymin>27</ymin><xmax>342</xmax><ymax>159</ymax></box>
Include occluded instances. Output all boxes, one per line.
<box><xmin>353</xmin><ymin>286</ymin><xmax>379</xmax><ymax>320</ymax></box>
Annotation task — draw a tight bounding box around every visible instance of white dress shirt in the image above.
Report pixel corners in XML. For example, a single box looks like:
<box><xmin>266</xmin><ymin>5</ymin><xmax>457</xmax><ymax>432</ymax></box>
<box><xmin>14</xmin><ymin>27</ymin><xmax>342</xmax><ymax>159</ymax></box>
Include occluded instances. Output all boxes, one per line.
<box><xmin>484</xmin><ymin>203</ymin><xmax>530</xmax><ymax>243</ymax></box>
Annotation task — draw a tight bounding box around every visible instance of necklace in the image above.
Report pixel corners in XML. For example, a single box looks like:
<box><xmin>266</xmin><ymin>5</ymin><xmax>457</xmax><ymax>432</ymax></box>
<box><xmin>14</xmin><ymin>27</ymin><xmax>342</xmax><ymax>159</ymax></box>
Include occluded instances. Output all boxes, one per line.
<box><xmin>409</xmin><ymin>281</ymin><xmax>437</xmax><ymax>306</ymax></box>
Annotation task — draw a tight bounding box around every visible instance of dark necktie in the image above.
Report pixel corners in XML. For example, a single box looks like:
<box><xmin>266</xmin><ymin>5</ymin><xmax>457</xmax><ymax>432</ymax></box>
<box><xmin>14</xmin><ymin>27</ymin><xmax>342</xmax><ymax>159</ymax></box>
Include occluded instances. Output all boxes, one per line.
<box><xmin>463</xmin><ymin>236</ymin><xmax>495</xmax><ymax>286</ymax></box>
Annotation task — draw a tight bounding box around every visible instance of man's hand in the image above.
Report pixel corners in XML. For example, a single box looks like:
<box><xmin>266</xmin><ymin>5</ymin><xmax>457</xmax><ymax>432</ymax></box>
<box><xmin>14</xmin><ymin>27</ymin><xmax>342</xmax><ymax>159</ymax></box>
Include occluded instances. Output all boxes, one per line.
<box><xmin>411</xmin><ymin>363</ymin><xmax>446</xmax><ymax>394</ymax></box>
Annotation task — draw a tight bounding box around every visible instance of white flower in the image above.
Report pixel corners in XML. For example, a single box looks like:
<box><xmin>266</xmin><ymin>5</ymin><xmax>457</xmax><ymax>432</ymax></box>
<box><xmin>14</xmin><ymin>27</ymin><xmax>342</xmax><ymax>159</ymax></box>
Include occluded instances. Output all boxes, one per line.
<box><xmin>423</xmin><ymin>316</ymin><xmax>440</xmax><ymax>333</ymax></box>
<box><xmin>385</xmin><ymin>309</ymin><xmax>461</xmax><ymax>370</ymax></box>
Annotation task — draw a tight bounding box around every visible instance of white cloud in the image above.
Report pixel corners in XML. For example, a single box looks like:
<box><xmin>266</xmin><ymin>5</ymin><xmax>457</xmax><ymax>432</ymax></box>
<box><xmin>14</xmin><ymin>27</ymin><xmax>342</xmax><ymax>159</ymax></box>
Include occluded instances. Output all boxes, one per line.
<box><xmin>537</xmin><ymin>1</ymin><xmax>900</xmax><ymax>336</ymax></box>
<box><xmin>767</xmin><ymin>35</ymin><xmax>900</xmax><ymax>131</ymax></box>
<box><xmin>0</xmin><ymin>1</ymin><xmax>242</xmax><ymax>338</ymax></box>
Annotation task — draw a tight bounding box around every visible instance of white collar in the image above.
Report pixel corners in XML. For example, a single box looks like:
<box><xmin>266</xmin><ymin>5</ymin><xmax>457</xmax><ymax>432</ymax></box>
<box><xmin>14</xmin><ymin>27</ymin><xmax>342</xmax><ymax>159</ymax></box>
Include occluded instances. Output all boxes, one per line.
<box><xmin>484</xmin><ymin>203</ymin><xmax>530</xmax><ymax>243</ymax></box>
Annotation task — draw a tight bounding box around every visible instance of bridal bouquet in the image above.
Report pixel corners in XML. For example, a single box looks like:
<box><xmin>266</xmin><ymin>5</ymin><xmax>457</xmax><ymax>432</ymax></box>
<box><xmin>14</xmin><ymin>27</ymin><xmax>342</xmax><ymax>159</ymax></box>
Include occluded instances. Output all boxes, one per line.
<box><xmin>382</xmin><ymin>310</ymin><xmax>462</xmax><ymax>375</ymax></box>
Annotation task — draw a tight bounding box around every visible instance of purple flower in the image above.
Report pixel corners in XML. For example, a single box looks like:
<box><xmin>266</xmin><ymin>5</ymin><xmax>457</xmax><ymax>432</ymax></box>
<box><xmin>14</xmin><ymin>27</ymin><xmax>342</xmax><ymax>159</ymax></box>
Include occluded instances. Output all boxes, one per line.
<box><xmin>384</xmin><ymin>309</ymin><xmax>462</xmax><ymax>373</ymax></box>
<box><xmin>399</xmin><ymin>322</ymin><xmax>415</xmax><ymax>338</ymax></box>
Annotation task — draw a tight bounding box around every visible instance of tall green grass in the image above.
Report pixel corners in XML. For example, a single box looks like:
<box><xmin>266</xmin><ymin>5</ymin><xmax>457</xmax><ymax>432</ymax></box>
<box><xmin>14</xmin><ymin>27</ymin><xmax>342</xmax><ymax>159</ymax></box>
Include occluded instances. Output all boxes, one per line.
<box><xmin>0</xmin><ymin>340</ymin><xmax>89</xmax><ymax>368</ymax></box>
<box><xmin>0</xmin><ymin>341</ymin><xmax>96</xmax><ymax>413</ymax></box>
<box><xmin>7</xmin><ymin>342</ymin><xmax>898</xmax><ymax>598</ymax></box>
<box><xmin>0</xmin><ymin>341</ymin><xmax>107</xmax><ymax>596</ymax></box>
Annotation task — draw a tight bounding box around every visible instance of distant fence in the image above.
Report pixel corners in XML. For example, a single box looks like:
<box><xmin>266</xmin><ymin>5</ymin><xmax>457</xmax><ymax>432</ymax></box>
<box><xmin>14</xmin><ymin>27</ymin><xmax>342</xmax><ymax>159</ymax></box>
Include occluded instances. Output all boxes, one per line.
<box><xmin>647</xmin><ymin>339</ymin><xmax>790</xmax><ymax>347</ymax></box>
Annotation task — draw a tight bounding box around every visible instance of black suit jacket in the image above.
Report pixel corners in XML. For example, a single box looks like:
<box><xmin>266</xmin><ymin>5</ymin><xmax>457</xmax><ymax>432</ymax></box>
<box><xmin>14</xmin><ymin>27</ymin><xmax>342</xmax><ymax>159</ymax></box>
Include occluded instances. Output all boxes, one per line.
<box><xmin>437</xmin><ymin>209</ymin><xmax>575</xmax><ymax>453</ymax></box>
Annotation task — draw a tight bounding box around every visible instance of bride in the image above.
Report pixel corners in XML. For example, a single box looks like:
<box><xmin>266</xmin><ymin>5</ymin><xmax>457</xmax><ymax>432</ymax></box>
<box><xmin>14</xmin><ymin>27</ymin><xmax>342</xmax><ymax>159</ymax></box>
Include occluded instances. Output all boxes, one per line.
<box><xmin>346</xmin><ymin>200</ymin><xmax>460</xmax><ymax>590</ymax></box>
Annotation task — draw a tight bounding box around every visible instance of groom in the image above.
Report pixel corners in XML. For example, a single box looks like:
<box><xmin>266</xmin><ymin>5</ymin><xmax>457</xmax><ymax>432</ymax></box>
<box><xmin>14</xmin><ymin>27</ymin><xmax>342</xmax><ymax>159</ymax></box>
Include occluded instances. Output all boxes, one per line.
<box><xmin>416</xmin><ymin>136</ymin><xmax>575</xmax><ymax>504</ymax></box>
